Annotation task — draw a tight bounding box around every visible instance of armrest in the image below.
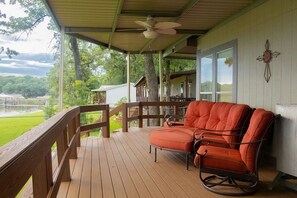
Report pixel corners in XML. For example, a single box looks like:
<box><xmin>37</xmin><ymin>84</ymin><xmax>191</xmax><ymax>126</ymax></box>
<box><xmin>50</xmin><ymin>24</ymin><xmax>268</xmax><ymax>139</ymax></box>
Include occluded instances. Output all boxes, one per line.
<box><xmin>164</xmin><ymin>114</ymin><xmax>185</xmax><ymax>127</ymax></box>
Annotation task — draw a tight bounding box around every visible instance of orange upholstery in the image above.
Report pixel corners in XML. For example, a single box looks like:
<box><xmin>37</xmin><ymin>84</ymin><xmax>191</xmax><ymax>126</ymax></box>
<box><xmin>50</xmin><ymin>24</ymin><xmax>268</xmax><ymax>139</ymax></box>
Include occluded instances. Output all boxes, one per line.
<box><xmin>195</xmin><ymin>109</ymin><xmax>274</xmax><ymax>172</ymax></box>
<box><xmin>195</xmin><ymin>145</ymin><xmax>249</xmax><ymax>173</ymax></box>
<box><xmin>149</xmin><ymin>101</ymin><xmax>252</xmax><ymax>169</ymax></box>
<box><xmin>195</xmin><ymin>109</ymin><xmax>276</xmax><ymax>195</ymax></box>
<box><xmin>184</xmin><ymin>101</ymin><xmax>214</xmax><ymax>128</ymax></box>
<box><xmin>149</xmin><ymin>128</ymin><xmax>193</xmax><ymax>152</ymax></box>
<box><xmin>194</xmin><ymin>103</ymin><xmax>251</xmax><ymax>148</ymax></box>
<box><xmin>239</xmin><ymin>109</ymin><xmax>274</xmax><ymax>172</ymax></box>
<box><xmin>223</xmin><ymin>104</ymin><xmax>251</xmax><ymax>147</ymax></box>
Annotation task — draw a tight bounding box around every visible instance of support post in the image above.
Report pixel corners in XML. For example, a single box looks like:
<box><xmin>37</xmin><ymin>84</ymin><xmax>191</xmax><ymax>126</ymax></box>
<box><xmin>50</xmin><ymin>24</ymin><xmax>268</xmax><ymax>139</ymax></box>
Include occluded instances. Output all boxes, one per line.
<box><xmin>127</xmin><ymin>52</ymin><xmax>131</xmax><ymax>103</ymax></box>
<box><xmin>122</xmin><ymin>103</ymin><xmax>128</xmax><ymax>132</ymax></box>
<box><xmin>159</xmin><ymin>51</ymin><xmax>163</xmax><ymax>125</ymax></box>
<box><xmin>102</xmin><ymin>105</ymin><xmax>110</xmax><ymax>138</ymax></box>
<box><xmin>139</xmin><ymin>102</ymin><xmax>143</xmax><ymax>128</ymax></box>
<box><xmin>58</xmin><ymin>27</ymin><xmax>65</xmax><ymax>112</ymax></box>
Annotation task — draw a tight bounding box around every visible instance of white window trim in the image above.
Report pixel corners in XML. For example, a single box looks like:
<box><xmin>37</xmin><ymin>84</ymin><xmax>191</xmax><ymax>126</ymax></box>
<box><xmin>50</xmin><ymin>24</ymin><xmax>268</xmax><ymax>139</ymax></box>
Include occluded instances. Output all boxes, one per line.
<box><xmin>196</xmin><ymin>40</ymin><xmax>238</xmax><ymax>103</ymax></box>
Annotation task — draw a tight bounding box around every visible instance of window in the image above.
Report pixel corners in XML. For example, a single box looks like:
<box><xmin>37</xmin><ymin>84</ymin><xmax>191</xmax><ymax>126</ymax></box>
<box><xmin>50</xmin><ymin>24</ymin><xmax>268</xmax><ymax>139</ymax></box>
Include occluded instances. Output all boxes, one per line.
<box><xmin>197</xmin><ymin>40</ymin><xmax>237</xmax><ymax>102</ymax></box>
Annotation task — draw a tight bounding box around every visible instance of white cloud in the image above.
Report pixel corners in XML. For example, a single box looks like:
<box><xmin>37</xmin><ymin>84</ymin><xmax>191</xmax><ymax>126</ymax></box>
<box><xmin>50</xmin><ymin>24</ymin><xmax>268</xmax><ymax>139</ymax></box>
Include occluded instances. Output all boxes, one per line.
<box><xmin>0</xmin><ymin>3</ymin><xmax>56</xmax><ymax>77</ymax></box>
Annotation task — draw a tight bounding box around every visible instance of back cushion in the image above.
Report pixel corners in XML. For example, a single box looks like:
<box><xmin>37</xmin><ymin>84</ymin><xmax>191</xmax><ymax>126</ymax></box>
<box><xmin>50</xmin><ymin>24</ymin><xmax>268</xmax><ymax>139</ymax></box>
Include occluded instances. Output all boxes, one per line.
<box><xmin>205</xmin><ymin>102</ymin><xmax>235</xmax><ymax>130</ymax></box>
<box><xmin>239</xmin><ymin>109</ymin><xmax>274</xmax><ymax>172</ymax></box>
<box><xmin>184</xmin><ymin>101</ymin><xmax>214</xmax><ymax>128</ymax></box>
<box><xmin>223</xmin><ymin>104</ymin><xmax>252</xmax><ymax>146</ymax></box>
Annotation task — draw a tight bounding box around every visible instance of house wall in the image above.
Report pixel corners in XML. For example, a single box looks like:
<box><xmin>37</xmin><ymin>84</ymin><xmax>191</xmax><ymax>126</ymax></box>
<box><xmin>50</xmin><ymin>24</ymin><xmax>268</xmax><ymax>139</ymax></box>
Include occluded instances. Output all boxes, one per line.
<box><xmin>106</xmin><ymin>86</ymin><xmax>136</xmax><ymax>106</ymax></box>
<box><xmin>197</xmin><ymin>0</ymin><xmax>297</xmax><ymax>112</ymax></box>
<box><xmin>170</xmin><ymin>74</ymin><xmax>196</xmax><ymax>98</ymax></box>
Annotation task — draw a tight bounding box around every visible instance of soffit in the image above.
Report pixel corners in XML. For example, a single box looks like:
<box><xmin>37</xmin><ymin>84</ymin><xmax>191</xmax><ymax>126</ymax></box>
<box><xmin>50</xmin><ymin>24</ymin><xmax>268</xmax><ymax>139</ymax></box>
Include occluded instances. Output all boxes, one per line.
<box><xmin>45</xmin><ymin>0</ymin><xmax>256</xmax><ymax>57</ymax></box>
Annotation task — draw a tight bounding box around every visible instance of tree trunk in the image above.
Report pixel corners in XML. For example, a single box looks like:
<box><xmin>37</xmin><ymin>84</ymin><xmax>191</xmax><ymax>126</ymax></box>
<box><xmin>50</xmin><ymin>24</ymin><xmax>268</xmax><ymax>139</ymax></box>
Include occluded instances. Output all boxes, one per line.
<box><xmin>144</xmin><ymin>53</ymin><xmax>159</xmax><ymax>126</ymax></box>
<box><xmin>164</xmin><ymin>59</ymin><xmax>171</xmax><ymax>102</ymax></box>
<box><xmin>69</xmin><ymin>37</ymin><xmax>83</xmax><ymax>80</ymax></box>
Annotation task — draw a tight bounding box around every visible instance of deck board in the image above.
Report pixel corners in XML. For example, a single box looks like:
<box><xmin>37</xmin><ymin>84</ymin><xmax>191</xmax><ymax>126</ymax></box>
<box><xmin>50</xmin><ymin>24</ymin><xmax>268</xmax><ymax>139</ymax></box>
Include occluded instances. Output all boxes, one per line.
<box><xmin>58</xmin><ymin>127</ymin><xmax>297</xmax><ymax>198</ymax></box>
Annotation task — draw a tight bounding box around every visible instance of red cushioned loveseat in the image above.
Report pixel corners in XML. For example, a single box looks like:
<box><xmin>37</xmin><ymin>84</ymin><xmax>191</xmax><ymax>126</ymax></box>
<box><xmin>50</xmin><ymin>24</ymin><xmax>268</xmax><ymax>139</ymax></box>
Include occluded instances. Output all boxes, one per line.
<box><xmin>149</xmin><ymin>101</ymin><xmax>252</xmax><ymax>169</ymax></box>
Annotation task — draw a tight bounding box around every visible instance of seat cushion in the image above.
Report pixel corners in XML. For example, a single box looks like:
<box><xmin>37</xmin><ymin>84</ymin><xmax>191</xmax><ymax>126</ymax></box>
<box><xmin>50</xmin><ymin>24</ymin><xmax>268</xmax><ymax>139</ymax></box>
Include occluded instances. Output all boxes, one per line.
<box><xmin>149</xmin><ymin>128</ymin><xmax>194</xmax><ymax>152</ymax></box>
<box><xmin>195</xmin><ymin>145</ymin><xmax>249</xmax><ymax>173</ymax></box>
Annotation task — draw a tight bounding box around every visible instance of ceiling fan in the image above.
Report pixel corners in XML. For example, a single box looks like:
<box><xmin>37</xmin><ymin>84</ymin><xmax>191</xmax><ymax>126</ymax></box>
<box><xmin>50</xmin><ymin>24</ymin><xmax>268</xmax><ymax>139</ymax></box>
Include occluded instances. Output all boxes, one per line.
<box><xmin>135</xmin><ymin>16</ymin><xmax>181</xmax><ymax>39</ymax></box>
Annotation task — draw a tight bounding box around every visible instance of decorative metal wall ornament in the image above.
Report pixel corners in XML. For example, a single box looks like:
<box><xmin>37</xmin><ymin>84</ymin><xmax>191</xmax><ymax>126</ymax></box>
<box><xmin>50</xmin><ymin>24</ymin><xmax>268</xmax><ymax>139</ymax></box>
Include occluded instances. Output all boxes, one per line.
<box><xmin>256</xmin><ymin>40</ymin><xmax>280</xmax><ymax>83</ymax></box>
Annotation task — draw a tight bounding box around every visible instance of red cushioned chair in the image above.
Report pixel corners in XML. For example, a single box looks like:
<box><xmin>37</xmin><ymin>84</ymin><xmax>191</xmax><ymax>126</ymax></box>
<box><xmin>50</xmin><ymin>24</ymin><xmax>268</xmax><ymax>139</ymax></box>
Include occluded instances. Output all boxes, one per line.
<box><xmin>195</xmin><ymin>109</ymin><xmax>278</xmax><ymax>195</ymax></box>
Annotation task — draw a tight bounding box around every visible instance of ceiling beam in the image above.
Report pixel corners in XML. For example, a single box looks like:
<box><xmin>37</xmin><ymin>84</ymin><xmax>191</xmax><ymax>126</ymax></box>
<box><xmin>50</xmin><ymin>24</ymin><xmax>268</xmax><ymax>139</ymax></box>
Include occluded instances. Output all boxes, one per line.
<box><xmin>140</xmin><ymin>39</ymin><xmax>155</xmax><ymax>54</ymax></box>
<box><xmin>176</xmin><ymin>0</ymin><xmax>200</xmax><ymax>21</ymax></box>
<box><xmin>120</xmin><ymin>10</ymin><xmax>179</xmax><ymax>18</ymax></box>
<box><xmin>162</xmin><ymin>35</ymin><xmax>193</xmax><ymax>58</ymax></box>
<box><xmin>108</xmin><ymin>0</ymin><xmax>124</xmax><ymax>49</ymax></box>
<box><xmin>64</xmin><ymin>27</ymin><xmax>207</xmax><ymax>35</ymax></box>
<box><xmin>68</xmin><ymin>33</ymin><xmax>126</xmax><ymax>54</ymax></box>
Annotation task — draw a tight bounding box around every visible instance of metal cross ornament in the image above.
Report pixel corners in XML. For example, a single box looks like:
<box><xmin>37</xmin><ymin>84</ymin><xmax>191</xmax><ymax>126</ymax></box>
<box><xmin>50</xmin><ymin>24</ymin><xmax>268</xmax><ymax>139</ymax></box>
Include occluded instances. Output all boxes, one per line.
<box><xmin>256</xmin><ymin>40</ymin><xmax>280</xmax><ymax>83</ymax></box>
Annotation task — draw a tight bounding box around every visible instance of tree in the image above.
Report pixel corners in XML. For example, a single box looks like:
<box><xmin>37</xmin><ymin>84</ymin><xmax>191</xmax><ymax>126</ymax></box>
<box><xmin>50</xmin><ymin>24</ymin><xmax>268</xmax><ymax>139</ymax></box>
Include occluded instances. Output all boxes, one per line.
<box><xmin>144</xmin><ymin>53</ymin><xmax>159</xmax><ymax>126</ymax></box>
<box><xmin>164</xmin><ymin>59</ymin><xmax>171</xmax><ymax>102</ymax></box>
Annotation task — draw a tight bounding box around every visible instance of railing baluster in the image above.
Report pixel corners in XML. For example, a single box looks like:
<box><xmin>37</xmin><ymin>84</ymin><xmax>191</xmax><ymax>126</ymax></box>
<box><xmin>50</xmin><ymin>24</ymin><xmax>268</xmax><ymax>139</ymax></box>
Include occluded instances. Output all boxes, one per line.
<box><xmin>139</xmin><ymin>103</ymin><xmax>143</xmax><ymax>128</ymax></box>
<box><xmin>32</xmin><ymin>150</ymin><xmax>53</xmax><ymax>198</ymax></box>
<box><xmin>75</xmin><ymin>115</ymin><xmax>81</xmax><ymax>147</ymax></box>
<box><xmin>68</xmin><ymin>117</ymin><xmax>78</xmax><ymax>159</ymax></box>
<box><xmin>56</xmin><ymin>127</ymin><xmax>71</xmax><ymax>181</ymax></box>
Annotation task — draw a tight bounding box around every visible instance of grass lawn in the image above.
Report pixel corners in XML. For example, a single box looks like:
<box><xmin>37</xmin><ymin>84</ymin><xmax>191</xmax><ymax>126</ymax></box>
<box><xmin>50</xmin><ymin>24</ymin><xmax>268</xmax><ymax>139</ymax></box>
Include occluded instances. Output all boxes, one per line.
<box><xmin>0</xmin><ymin>111</ymin><xmax>45</xmax><ymax>147</ymax></box>
<box><xmin>0</xmin><ymin>111</ymin><xmax>123</xmax><ymax>147</ymax></box>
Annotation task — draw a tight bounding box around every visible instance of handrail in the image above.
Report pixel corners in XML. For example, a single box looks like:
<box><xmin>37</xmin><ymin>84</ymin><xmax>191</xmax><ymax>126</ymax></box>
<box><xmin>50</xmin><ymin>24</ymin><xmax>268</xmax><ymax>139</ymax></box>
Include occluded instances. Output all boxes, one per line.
<box><xmin>0</xmin><ymin>104</ymin><xmax>110</xmax><ymax>198</ymax></box>
<box><xmin>0</xmin><ymin>102</ymin><xmax>189</xmax><ymax>197</ymax></box>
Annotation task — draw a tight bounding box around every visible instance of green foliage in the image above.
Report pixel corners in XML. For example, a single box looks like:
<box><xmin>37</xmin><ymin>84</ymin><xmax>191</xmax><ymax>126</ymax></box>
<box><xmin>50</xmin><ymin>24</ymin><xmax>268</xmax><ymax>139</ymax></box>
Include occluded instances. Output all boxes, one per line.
<box><xmin>0</xmin><ymin>0</ymin><xmax>48</xmax><ymax>35</ymax></box>
<box><xmin>0</xmin><ymin>111</ymin><xmax>45</xmax><ymax>147</ymax></box>
<box><xmin>0</xmin><ymin>75</ymin><xmax>48</xmax><ymax>98</ymax></box>
<box><xmin>43</xmin><ymin>98</ymin><xmax>58</xmax><ymax>119</ymax></box>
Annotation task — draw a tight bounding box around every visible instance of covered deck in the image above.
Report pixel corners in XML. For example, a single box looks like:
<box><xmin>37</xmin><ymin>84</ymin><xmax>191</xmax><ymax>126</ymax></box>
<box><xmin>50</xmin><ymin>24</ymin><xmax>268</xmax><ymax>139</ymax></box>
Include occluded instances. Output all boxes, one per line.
<box><xmin>57</xmin><ymin>128</ymin><xmax>295</xmax><ymax>198</ymax></box>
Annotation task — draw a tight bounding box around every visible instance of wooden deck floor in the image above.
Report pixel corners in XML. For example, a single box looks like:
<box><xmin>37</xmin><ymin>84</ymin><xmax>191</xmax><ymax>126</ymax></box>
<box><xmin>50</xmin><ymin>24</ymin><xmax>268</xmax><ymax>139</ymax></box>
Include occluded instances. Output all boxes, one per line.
<box><xmin>57</xmin><ymin>127</ymin><xmax>297</xmax><ymax>198</ymax></box>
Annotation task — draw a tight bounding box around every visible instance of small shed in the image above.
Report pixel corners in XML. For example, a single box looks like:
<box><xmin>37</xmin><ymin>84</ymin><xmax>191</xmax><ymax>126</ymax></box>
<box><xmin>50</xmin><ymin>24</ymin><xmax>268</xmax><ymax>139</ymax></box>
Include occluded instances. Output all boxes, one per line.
<box><xmin>92</xmin><ymin>83</ymin><xmax>136</xmax><ymax>107</ymax></box>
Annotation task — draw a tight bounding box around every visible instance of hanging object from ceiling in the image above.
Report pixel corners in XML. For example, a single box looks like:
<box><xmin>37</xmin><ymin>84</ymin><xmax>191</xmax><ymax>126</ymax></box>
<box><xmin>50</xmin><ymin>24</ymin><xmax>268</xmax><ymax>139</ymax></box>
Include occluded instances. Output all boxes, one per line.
<box><xmin>135</xmin><ymin>16</ymin><xmax>181</xmax><ymax>39</ymax></box>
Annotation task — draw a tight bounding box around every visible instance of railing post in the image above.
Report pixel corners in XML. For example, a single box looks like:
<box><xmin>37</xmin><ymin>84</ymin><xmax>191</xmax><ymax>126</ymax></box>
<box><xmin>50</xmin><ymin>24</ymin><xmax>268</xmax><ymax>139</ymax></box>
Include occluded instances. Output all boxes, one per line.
<box><xmin>56</xmin><ymin>127</ymin><xmax>71</xmax><ymax>181</ymax></box>
<box><xmin>102</xmin><ymin>105</ymin><xmax>110</xmax><ymax>138</ymax></box>
<box><xmin>32</xmin><ymin>150</ymin><xmax>53</xmax><ymax>198</ymax></box>
<box><xmin>139</xmin><ymin>102</ymin><xmax>143</xmax><ymax>128</ymax></box>
<box><xmin>75</xmin><ymin>115</ymin><xmax>81</xmax><ymax>147</ymax></box>
<box><xmin>68</xmin><ymin>117</ymin><xmax>78</xmax><ymax>159</ymax></box>
<box><xmin>122</xmin><ymin>103</ymin><xmax>128</xmax><ymax>132</ymax></box>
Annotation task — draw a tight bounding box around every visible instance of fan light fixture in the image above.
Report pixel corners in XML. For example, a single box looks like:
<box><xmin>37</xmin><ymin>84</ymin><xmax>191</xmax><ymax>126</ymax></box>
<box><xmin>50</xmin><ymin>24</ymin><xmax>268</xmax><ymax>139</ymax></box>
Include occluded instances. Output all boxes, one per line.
<box><xmin>143</xmin><ymin>30</ymin><xmax>159</xmax><ymax>39</ymax></box>
<box><xmin>135</xmin><ymin>16</ymin><xmax>181</xmax><ymax>39</ymax></box>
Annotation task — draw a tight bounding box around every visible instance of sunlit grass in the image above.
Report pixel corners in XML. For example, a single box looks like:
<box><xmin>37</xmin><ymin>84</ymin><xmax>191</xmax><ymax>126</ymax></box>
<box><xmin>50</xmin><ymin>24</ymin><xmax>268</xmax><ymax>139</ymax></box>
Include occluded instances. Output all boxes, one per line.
<box><xmin>0</xmin><ymin>111</ymin><xmax>45</xmax><ymax>147</ymax></box>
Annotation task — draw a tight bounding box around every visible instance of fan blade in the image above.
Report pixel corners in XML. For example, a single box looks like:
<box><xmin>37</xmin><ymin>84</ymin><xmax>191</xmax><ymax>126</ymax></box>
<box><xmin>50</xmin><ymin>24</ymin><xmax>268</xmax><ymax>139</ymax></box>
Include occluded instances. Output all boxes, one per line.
<box><xmin>155</xmin><ymin>22</ymin><xmax>181</xmax><ymax>29</ymax></box>
<box><xmin>135</xmin><ymin>20</ymin><xmax>152</xmax><ymax>28</ymax></box>
<box><xmin>156</xmin><ymin>28</ymin><xmax>176</xmax><ymax>35</ymax></box>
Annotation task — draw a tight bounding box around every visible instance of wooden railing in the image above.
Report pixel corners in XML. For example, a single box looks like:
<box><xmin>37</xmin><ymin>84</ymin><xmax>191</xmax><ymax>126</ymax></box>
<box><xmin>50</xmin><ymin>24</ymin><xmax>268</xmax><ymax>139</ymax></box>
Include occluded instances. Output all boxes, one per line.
<box><xmin>0</xmin><ymin>102</ymin><xmax>190</xmax><ymax>197</ymax></box>
<box><xmin>0</xmin><ymin>105</ymin><xmax>109</xmax><ymax>198</ymax></box>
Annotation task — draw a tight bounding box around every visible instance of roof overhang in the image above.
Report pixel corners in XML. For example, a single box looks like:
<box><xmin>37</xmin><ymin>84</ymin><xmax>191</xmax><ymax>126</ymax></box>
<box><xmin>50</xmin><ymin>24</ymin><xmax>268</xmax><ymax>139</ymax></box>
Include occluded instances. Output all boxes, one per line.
<box><xmin>44</xmin><ymin>0</ymin><xmax>260</xmax><ymax>58</ymax></box>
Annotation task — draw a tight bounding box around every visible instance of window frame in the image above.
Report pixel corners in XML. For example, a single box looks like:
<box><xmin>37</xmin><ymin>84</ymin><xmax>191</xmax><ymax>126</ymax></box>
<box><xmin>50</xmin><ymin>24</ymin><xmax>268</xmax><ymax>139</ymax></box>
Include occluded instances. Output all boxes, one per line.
<box><xmin>196</xmin><ymin>40</ymin><xmax>238</xmax><ymax>103</ymax></box>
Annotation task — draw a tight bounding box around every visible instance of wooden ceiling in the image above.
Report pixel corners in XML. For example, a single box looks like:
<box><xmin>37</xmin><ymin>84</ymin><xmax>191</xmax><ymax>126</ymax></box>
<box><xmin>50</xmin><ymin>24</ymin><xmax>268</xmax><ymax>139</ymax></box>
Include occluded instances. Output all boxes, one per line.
<box><xmin>45</xmin><ymin>0</ymin><xmax>257</xmax><ymax>58</ymax></box>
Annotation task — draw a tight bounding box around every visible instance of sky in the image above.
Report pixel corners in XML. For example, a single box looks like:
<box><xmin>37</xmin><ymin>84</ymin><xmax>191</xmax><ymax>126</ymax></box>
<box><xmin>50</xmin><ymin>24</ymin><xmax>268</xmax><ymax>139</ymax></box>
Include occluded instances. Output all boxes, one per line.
<box><xmin>0</xmin><ymin>3</ymin><xmax>55</xmax><ymax>77</ymax></box>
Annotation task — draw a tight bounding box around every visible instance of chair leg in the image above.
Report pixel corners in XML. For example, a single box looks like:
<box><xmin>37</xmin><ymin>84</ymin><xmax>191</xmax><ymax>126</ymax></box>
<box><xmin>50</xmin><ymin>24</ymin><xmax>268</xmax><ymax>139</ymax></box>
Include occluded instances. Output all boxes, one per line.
<box><xmin>154</xmin><ymin>147</ymin><xmax>157</xmax><ymax>162</ymax></box>
<box><xmin>149</xmin><ymin>145</ymin><xmax>151</xmax><ymax>153</ymax></box>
